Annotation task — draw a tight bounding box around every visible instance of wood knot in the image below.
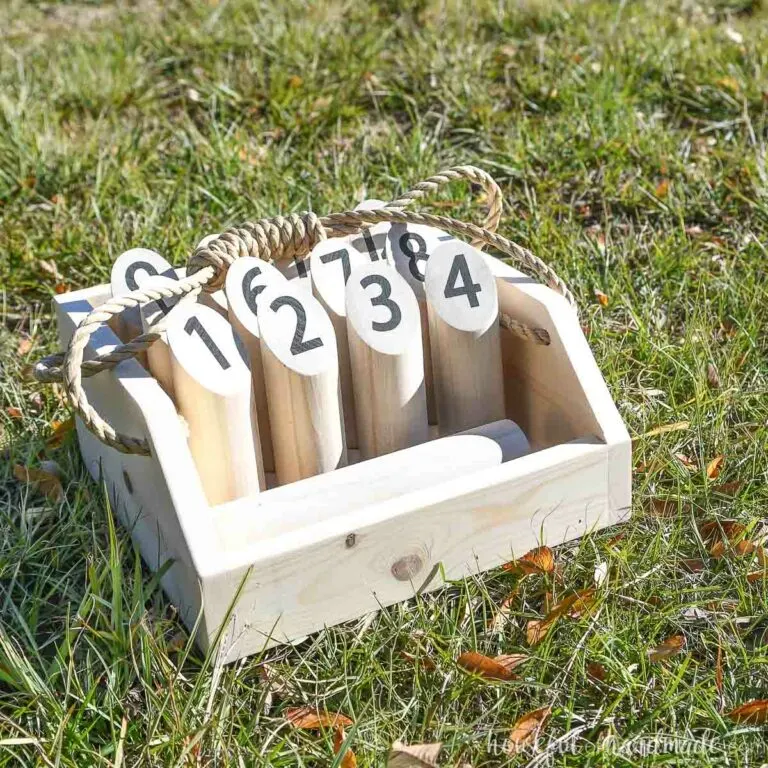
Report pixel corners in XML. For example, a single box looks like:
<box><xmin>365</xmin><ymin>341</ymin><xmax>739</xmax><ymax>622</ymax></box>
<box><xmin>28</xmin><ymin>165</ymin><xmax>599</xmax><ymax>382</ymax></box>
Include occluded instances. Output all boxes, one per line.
<box><xmin>391</xmin><ymin>554</ymin><xmax>423</xmax><ymax>582</ymax></box>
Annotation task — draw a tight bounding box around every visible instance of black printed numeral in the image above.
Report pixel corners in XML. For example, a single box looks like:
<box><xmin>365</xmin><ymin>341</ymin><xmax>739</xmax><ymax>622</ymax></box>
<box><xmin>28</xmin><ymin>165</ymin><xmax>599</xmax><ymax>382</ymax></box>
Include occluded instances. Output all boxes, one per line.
<box><xmin>270</xmin><ymin>296</ymin><xmax>324</xmax><ymax>355</ymax></box>
<box><xmin>242</xmin><ymin>266</ymin><xmax>267</xmax><ymax>315</ymax></box>
<box><xmin>444</xmin><ymin>253</ymin><xmax>482</xmax><ymax>308</ymax></box>
<box><xmin>360</xmin><ymin>274</ymin><xmax>401</xmax><ymax>332</ymax></box>
<box><xmin>320</xmin><ymin>247</ymin><xmax>352</xmax><ymax>284</ymax></box>
<box><xmin>399</xmin><ymin>232</ymin><xmax>428</xmax><ymax>281</ymax></box>
<box><xmin>184</xmin><ymin>315</ymin><xmax>230</xmax><ymax>369</ymax></box>
<box><xmin>126</xmin><ymin>261</ymin><xmax>172</xmax><ymax>313</ymax></box>
<box><xmin>354</xmin><ymin>230</ymin><xmax>385</xmax><ymax>262</ymax></box>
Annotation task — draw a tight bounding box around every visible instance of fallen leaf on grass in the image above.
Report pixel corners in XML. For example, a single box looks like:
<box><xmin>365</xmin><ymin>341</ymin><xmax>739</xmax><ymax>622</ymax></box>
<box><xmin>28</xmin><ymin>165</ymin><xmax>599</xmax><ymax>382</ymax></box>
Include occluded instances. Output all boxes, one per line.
<box><xmin>587</xmin><ymin>662</ymin><xmax>607</xmax><ymax>683</ymax></box>
<box><xmin>706</xmin><ymin>455</ymin><xmax>724</xmax><ymax>479</ymax></box>
<box><xmin>47</xmin><ymin>417</ymin><xmax>75</xmax><ymax>448</ymax></box>
<box><xmin>713</xmin><ymin>480</ymin><xmax>743</xmax><ymax>496</ymax></box>
<box><xmin>506</xmin><ymin>707</ymin><xmax>552</xmax><ymax>754</ymax></box>
<box><xmin>654</xmin><ymin>179</ymin><xmax>670</xmax><ymax>198</ymax></box>
<box><xmin>594</xmin><ymin>289</ymin><xmax>609</xmax><ymax>307</ymax></box>
<box><xmin>17</xmin><ymin>337</ymin><xmax>33</xmax><ymax>356</ymax></box>
<box><xmin>681</xmin><ymin>558</ymin><xmax>706</xmax><ymax>574</ymax></box>
<box><xmin>706</xmin><ymin>362</ymin><xmax>721</xmax><ymax>389</ymax></box>
<box><xmin>333</xmin><ymin>729</ymin><xmax>357</xmax><ymax>768</ymax></box>
<box><xmin>526</xmin><ymin>619</ymin><xmax>550</xmax><ymax>645</ymax></box>
<box><xmin>388</xmin><ymin>742</ymin><xmax>441</xmax><ymax>767</ymax></box>
<box><xmin>457</xmin><ymin>651</ymin><xmax>519</xmax><ymax>681</ymax></box>
<box><xmin>648</xmin><ymin>634</ymin><xmax>686</xmax><ymax>662</ymax></box>
<box><xmin>285</xmin><ymin>707</ymin><xmax>353</xmax><ymax>730</ymax></box>
<box><xmin>674</xmin><ymin>453</ymin><xmax>697</xmax><ymax>471</ymax></box>
<box><xmin>400</xmin><ymin>651</ymin><xmax>436</xmax><ymax>671</ymax></box>
<box><xmin>504</xmin><ymin>546</ymin><xmax>555</xmax><ymax>576</ymax></box>
<box><xmin>13</xmin><ymin>464</ymin><xmax>64</xmax><ymax>502</ymax></box>
<box><xmin>699</xmin><ymin>520</ymin><xmax>759</xmax><ymax>559</ymax></box>
<box><xmin>5</xmin><ymin>407</ymin><xmax>23</xmax><ymax>420</ymax></box>
<box><xmin>649</xmin><ymin>498</ymin><xmax>678</xmax><ymax>517</ymax></box>
<box><xmin>526</xmin><ymin>589</ymin><xmax>596</xmax><ymax>646</ymax></box>
<box><xmin>726</xmin><ymin>700</ymin><xmax>768</xmax><ymax>725</ymax></box>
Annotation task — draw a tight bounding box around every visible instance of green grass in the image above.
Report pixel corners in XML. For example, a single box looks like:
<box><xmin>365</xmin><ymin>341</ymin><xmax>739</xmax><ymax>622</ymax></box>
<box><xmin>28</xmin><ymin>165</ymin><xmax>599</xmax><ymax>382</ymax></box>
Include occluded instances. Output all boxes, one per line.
<box><xmin>2</xmin><ymin>0</ymin><xmax>768</xmax><ymax>764</ymax></box>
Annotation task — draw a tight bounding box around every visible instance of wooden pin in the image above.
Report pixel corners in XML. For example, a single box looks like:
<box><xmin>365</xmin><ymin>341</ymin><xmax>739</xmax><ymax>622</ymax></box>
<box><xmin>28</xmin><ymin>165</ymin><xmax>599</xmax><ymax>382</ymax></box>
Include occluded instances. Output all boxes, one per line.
<box><xmin>346</xmin><ymin>262</ymin><xmax>428</xmax><ymax>459</ymax></box>
<box><xmin>111</xmin><ymin>248</ymin><xmax>177</xmax><ymax>345</ymax></box>
<box><xmin>166</xmin><ymin>303</ymin><xmax>265</xmax><ymax>505</ymax></box>
<box><xmin>349</xmin><ymin>198</ymin><xmax>390</xmax><ymax>263</ymax></box>
<box><xmin>138</xmin><ymin>275</ymin><xmax>192</xmax><ymax>399</ymax></box>
<box><xmin>387</xmin><ymin>224</ymin><xmax>457</xmax><ymax>424</ymax></box>
<box><xmin>308</xmin><ymin>236</ymin><xmax>372</xmax><ymax>448</ymax></box>
<box><xmin>257</xmin><ymin>281</ymin><xmax>347</xmax><ymax>485</ymax></box>
<box><xmin>224</xmin><ymin>257</ymin><xmax>287</xmax><ymax>474</ymax></box>
<box><xmin>425</xmin><ymin>241</ymin><xmax>505</xmax><ymax>435</ymax></box>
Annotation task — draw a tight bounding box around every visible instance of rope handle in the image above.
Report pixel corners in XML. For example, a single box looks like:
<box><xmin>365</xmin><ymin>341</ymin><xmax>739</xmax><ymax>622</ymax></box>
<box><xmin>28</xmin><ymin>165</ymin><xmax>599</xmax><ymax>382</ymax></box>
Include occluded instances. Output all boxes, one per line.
<box><xmin>33</xmin><ymin>165</ymin><xmax>573</xmax><ymax>456</ymax></box>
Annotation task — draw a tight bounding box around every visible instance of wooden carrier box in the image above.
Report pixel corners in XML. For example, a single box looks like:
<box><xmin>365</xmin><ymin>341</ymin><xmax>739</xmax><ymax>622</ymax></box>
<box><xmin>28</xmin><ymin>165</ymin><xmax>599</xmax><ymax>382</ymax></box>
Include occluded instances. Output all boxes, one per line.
<box><xmin>55</xmin><ymin>253</ymin><xmax>631</xmax><ymax>664</ymax></box>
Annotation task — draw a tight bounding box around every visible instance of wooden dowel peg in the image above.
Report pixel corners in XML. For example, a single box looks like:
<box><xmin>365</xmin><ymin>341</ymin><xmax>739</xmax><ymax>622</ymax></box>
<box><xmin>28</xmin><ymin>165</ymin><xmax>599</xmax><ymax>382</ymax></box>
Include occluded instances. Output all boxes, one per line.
<box><xmin>166</xmin><ymin>303</ymin><xmax>265</xmax><ymax>505</ymax></box>
<box><xmin>309</xmin><ymin>236</ymin><xmax>372</xmax><ymax>448</ymax></box>
<box><xmin>349</xmin><ymin>199</ymin><xmax>390</xmax><ymax>263</ymax></box>
<box><xmin>257</xmin><ymin>281</ymin><xmax>347</xmax><ymax>485</ymax></box>
<box><xmin>425</xmin><ymin>241</ymin><xmax>505</xmax><ymax>435</ymax></box>
<box><xmin>224</xmin><ymin>257</ymin><xmax>287</xmax><ymax>474</ymax></box>
<box><xmin>111</xmin><ymin>248</ymin><xmax>177</xmax><ymax>345</ymax></box>
<box><xmin>217</xmin><ymin>419</ymin><xmax>530</xmax><ymax>544</ymax></box>
<box><xmin>387</xmin><ymin>223</ymin><xmax>456</xmax><ymax>424</ymax></box>
<box><xmin>139</xmin><ymin>275</ymin><xmax>193</xmax><ymax>399</ymax></box>
<box><xmin>346</xmin><ymin>262</ymin><xmax>428</xmax><ymax>459</ymax></box>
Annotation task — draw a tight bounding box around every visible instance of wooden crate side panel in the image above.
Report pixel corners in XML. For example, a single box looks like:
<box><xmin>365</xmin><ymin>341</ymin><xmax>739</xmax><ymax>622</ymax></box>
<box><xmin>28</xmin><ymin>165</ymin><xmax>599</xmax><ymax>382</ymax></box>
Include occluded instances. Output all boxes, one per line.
<box><xmin>55</xmin><ymin>290</ymin><xmax>212</xmax><ymax>631</ymax></box>
<box><xmin>200</xmin><ymin>440</ymin><xmax>620</xmax><ymax>661</ymax></box>
<box><xmin>488</xmin><ymin>258</ymin><xmax>628</xmax><ymax>451</ymax></box>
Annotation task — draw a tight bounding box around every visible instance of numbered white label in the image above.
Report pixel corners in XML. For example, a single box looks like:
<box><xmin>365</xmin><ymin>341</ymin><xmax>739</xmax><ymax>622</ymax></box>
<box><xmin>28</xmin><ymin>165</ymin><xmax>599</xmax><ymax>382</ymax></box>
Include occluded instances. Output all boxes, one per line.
<box><xmin>256</xmin><ymin>281</ymin><xmax>337</xmax><ymax>375</ymax></box>
<box><xmin>225</xmin><ymin>257</ymin><xmax>287</xmax><ymax>339</ymax></box>
<box><xmin>111</xmin><ymin>248</ymin><xmax>177</xmax><ymax>295</ymax></box>
<box><xmin>349</xmin><ymin>198</ymin><xmax>390</xmax><ymax>263</ymax></box>
<box><xmin>346</xmin><ymin>262</ymin><xmax>421</xmax><ymax>354</ymax></box>
<box><xmin>309</xmin><ymin>237</ymin><xmax>372</xmax><ymax>316</ymax></box>
<box><xmin>424</xmin><ymin>242</ymin><xmax>498</xmax><ymax>333</ymax></box>
<box><xmin>166</xmin><ymin>303</ymin><xmax>250</xmax><ymax>395</ymax></box>
<box><xmin>388</xmin><ymin>224</ymin><xmax>456</xmax><ymax>299</ymax></box>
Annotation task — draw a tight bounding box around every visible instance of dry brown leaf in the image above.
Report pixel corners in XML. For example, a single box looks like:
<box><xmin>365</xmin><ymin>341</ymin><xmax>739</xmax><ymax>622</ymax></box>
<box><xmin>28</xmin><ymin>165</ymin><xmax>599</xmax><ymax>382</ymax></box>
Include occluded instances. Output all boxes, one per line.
<box><xmin>17</xmin><ymin>337</ymin><xmax>33</xmax><ymax>356</ymax></box>
<box><xmin>706</xmin><ymin>362</ymin><xmax>721</xmax><ymax>389</ymax></box>
<box><xmin>674</xmin><ymin>453</ymin><xmax>697</xmax><ymax>470</ymax></box>
<box><xmin>706</xmin><ymin>455</ymin><xmax>724</xmax><ymax>479</ymax></box>
<box><xmin>388</xmin><ymin>741</ymin><xmax>442</xmax><ymax>767</ymax></box>
<box><xmin>47</xmin><ymin>417</ymin><xmax>75</xmax><ymax>448</ymax></box>
<box><xmin>5</xmin><ymin>406</ymin><xmax>23</xmax><ymax>420</ymax></box>
<box><xmin>681</xmin><ymin>558</ymin><xmax>706</xmax><ymax>574</ymax></box>
<box><xmin>606</xmin><ymin>532</ymin><xmax>626</xmax><ymax>550</ymax></box>
<box><xmin>457</xmin><ymin>651</ymin><xmax>517</xmax><ymax>681</ymax></box>
<box><xmin>587</xmin><ymin>662</ymin><xmax>607</xmax><ymax>683</ymax></box>
<box><xmin>643</xmin><ymin>421</ymin><xmax>690</xmax><ymax>438</ymax></box>
<box><xmin>13</xmin><ymin>464</ymin><xmax>64</xmax><ymax>502</ymax></box>
<box><xmin>284</xmin><ymin>707</ymin><xmax>353</xmax><ymax>730</ymax></box>
<box><xmin>526</xmin><ymin>619</ymin><xmax>550</xmax><ymax>646</ymax></box>
<box><xmin>494</xmin><ymin>654</ymin><xmax>529</xmax><ymax>673</ymax></box>
<box><xmin>506</xmin><ymin>706</ymin><xmax>552</xmax><ymax>755</ymax></box>
<box><xmin>648</xmin><ymin>634</ymin><xmax>686</xmax><ymax>662</ymax></box>
<box><xmin>594</xmin><ymin>289</ymin><xmax>609</xmax><ymax>307</ymax></box>
<box><xmin>655</xmin><ymin>179</ymin><xmax>670</xmax><ymax>198</ymax></box>
<box><xmin>713</xmin><ymin>480</ymin><xmax>743</xmax><ymax>497</ymax></box>
<box><xmin>54</xmin><ymin>282</ymin><xmax>69</xmax><ymax>294</ymax></box>
<box><xmin>700</xmin><ymin>520</ymin><xmax>754</xmax><ymax>558</ymax></box>
<box><xmin>333</xmin><ymin>729</ymin><xmax>357</xmax><ymax>768</ymax></box>
<box><xmin>649</xmin><ymin>498</ymin><xmax>678</xmax><ymax>517</ymax></box>
<box><xmin>726</xmin><ymin>700</ymin><xmax>768</xmax><ymax>725</ymax></box>
<box><xmin>400</xmin><ymin>651</ymin><xmax>436</xmax><ymax>671</ymax></box>
<box><xmin>747</xmin><ymin>569</ymin><xmax>766</xmax><ymax>584</ymax></box>
<box><xmin>504</xmin><ymin>546</ymin><xmax>555</xmax><ymax>576</ymax></box>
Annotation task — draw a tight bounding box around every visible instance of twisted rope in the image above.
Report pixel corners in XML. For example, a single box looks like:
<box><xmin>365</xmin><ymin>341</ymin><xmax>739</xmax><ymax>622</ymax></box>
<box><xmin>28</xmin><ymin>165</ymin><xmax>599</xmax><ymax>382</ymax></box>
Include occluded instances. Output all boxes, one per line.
<box><xmin>33</xmin><ymin>165</ymin><xmax>572</xmax><ymax>455</ymax></box>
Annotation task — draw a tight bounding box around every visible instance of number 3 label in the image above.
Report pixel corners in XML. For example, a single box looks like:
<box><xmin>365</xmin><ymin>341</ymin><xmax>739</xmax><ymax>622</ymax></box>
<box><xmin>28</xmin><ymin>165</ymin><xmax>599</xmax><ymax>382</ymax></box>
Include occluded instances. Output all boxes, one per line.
<box><xmin>346</xmin><ymin>262</ymin><xmax>421</xmax><ymax>355</ymax></box>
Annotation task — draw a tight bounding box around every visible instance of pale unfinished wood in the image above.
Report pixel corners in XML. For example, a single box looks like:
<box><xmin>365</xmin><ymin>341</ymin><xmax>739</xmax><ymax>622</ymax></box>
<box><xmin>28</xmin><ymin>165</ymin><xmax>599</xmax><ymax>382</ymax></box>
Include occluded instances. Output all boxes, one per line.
<box><xmin>346</xmin><ymin>262</ymin><xmax>428</xmax><ymax>459</ymax></box>
<box><xmin>55</xmin><ymin>249</ymin><xmax>632</xmax><ymax>663</ymax></box>
<box><xmin>257</xmin><ymin>281</ymin><xmax>347</xmax><ymax>485</ymax></box>
<box><xmin>167</xmin><ymin>303</ymin><xmax>265</xmax><ymax>504</ymax></box>
<box><xmin>425</xmin><ymin>241</ymin><xmax>505</xmax><ymax>435</ymax></box>
<box><xmin>215</xmin><ymin>418</ymin><xmax>529</xmax><ymax>546</ymax></box>
<box><xmin>224</xmin><ymin>257</ymin><xmax>287</xmax><ymax>474</ymax></box>
<box><xmin>387</xmin><ymin>223</ymin><xmax>456</xmax><ymax>424</ymax></box>
<box><xmin>309</xmin><ymin>236</ymin><xmax>372</xmax><ymax>448</ymax></box>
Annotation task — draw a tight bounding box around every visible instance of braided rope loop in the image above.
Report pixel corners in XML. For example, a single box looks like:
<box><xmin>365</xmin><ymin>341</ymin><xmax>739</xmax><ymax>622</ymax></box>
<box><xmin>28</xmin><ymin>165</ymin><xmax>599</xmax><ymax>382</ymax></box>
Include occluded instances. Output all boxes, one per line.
<box><xmin>33</xmin><ymin>165</ymin><xmax>572</xmax><ymax>455</ymax></box>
